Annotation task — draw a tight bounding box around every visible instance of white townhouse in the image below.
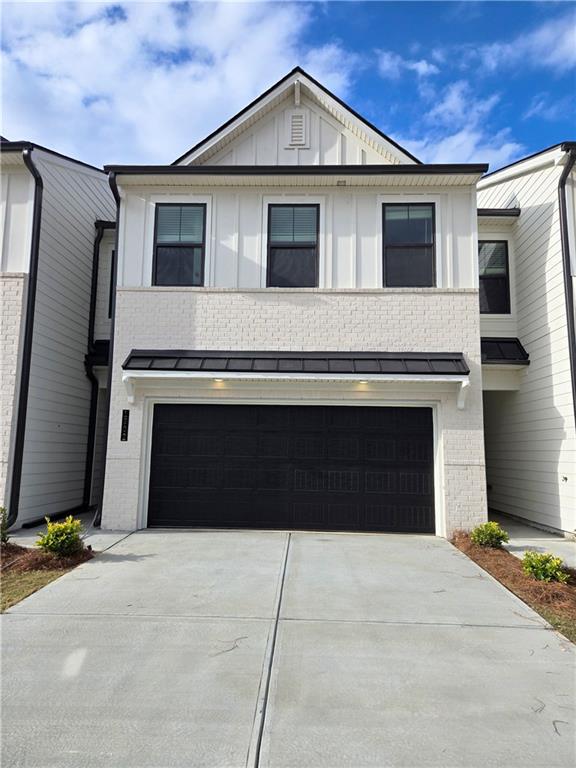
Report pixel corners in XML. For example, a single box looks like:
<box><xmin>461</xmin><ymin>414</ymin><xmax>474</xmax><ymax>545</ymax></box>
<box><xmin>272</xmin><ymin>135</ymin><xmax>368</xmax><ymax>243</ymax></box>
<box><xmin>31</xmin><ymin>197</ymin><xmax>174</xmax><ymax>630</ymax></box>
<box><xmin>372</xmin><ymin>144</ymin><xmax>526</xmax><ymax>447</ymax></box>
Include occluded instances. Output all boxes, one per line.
<box><xmin>478</xmin><ymin>143</ymin><xmax>576</xmax><ymax>536</ymax></box>
<box><xmin>0</xmin><ymin>140</ymin><xmax>115</xmax><ymax>529</ymax></box>
<box><xmin>98</xmin><ymin>68</ymin><xmax>490</xmax><ymax>537</ymax></box>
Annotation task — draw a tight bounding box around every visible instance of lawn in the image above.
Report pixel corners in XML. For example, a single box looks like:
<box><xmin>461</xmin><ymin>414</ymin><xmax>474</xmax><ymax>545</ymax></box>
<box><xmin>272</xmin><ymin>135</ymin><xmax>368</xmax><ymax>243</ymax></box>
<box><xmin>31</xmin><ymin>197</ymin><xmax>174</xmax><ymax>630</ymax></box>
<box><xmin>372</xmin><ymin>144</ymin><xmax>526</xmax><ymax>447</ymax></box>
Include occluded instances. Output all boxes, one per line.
<box><xmin>453</xmin><ymin>532</ymin><xmax>576</xmax><ymax>644</ymax></box>
<box><xmin>1</xmin><ymin>542</ymin><xmax>92</xmax><ymax>612</ymax></box>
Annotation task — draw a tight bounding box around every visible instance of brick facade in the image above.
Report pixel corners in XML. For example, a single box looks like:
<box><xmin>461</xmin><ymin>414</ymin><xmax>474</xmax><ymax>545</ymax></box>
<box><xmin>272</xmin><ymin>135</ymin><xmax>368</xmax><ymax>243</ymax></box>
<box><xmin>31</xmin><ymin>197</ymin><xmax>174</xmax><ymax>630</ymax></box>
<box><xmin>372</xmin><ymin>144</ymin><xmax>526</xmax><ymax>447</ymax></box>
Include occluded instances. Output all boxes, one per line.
<box><xmin>101</xmin><ymin>287</ymin><xmax>487</xmax><ymax>536</ymax></box>
<box><xmin>0</xmin><ymin>274</ymin><xmax>27</xmax><ymax>510</ymax></box>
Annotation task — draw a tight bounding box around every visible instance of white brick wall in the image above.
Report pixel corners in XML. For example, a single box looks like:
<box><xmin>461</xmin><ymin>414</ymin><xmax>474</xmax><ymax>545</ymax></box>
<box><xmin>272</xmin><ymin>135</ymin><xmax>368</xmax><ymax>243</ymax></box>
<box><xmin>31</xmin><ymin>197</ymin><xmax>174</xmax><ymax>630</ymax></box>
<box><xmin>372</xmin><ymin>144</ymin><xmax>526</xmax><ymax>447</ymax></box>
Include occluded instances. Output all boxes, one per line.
<box><xmin>0</xmin><ymin>274</ymin><xmax>27</xmax><ymax>510</ymax></box>
<box><xmin>101</xmin><ymin>288</ymin><xmax>487</xmax><ymax>536</ymax></box>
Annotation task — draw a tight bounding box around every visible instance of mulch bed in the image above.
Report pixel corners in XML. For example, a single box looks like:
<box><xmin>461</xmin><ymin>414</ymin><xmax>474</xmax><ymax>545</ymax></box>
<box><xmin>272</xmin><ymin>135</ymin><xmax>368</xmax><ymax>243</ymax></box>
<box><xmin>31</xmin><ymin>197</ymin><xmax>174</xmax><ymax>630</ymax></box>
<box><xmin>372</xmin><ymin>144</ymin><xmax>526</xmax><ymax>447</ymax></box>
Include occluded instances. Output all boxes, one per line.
<box><xmin>1</xmin><ymin>542</ymin><xmax>93</xmax><ymax>574</ymax></box>
<box><xmin>452</xmin><ymin>532</ymin><xmax>576</xmax><ymax>624</ymax></box>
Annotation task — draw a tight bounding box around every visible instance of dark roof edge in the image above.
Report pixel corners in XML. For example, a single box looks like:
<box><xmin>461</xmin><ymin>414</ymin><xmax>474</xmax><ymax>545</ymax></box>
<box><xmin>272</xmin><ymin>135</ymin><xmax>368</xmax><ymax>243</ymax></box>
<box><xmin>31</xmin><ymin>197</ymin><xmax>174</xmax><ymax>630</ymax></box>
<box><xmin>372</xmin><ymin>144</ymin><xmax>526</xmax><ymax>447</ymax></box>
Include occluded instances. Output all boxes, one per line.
<box><xmin>95</xmin><ymin>219</ymin><xmax>116</xmax><ymax>229</ymax></box>
<box><xmin>125</xmin><ymin>349</ymin><xmax>467</xmax><ymax>362</ymax></box>
<box><xmin>481</xmin><ymin>141</ymin><xmax>575</xmax><ymax>180</ymax></box>
<box><xmin>171</xmin><ymin>66</ymin><xmax>422</xmax><ymax>166</ymax></box>
<box><xmin>105</xmin><ymin>163</ymin><xmax>488</xmax><ymax>176</ymax></box>
<box><xmin>0</xmin><ymin>140</ymin><xmax>105</xmax><ymax>174</ymax></box>
<box><xmin>477</xmin><ymin>208</ymin><xmax>521</xmax><ymax>217</ymax></box>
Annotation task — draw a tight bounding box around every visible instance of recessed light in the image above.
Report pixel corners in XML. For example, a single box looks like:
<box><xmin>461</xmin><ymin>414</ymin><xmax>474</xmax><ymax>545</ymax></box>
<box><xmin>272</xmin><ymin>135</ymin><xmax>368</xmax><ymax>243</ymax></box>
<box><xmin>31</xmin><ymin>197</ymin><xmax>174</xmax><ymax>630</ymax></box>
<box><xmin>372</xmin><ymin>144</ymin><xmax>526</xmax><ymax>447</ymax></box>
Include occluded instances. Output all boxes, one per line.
<box><xmin>214</xmin><ymin>378</ymin><xmax>224</xmax><ymax>383</ymax></box>
<box><xmin>358</xmin><ymin>380</ymin><xmax>369</xmax><ymax>385</ymax></box>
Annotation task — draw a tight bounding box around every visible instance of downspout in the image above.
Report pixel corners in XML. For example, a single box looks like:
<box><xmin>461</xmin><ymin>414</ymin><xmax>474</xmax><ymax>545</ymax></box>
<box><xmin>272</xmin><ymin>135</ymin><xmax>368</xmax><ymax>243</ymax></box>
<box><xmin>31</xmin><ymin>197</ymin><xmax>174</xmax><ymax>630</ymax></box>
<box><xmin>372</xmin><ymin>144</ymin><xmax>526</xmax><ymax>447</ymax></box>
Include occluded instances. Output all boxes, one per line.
<box><xmin>82</xmin><ymin>222</ymin><xmax>106</xmax><ymax>510</ymax></box>
<box><xmin>93</xmin><ymin>173</ymin><xmax>120</xmax><ymax>527</ymax></box>
<box><xmin>7</xmin><ymin>149</ymin><xmax>43</xmax><ymax>527</ymax></box>
<box><xmin>558</xmin><ymin>142</ymin><xmax>576</xmax><ymax>429</ymax></box>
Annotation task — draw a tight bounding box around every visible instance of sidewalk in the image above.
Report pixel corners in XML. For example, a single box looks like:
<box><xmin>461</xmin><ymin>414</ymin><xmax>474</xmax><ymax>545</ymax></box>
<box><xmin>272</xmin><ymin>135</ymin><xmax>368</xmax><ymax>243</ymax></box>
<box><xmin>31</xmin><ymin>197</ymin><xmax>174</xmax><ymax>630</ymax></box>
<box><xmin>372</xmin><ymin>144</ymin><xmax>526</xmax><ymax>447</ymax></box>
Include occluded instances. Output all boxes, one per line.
<box><xmin>490</xmin><ymin>512</ymin><xmax>576</xmax><ymax>569</ymax></box>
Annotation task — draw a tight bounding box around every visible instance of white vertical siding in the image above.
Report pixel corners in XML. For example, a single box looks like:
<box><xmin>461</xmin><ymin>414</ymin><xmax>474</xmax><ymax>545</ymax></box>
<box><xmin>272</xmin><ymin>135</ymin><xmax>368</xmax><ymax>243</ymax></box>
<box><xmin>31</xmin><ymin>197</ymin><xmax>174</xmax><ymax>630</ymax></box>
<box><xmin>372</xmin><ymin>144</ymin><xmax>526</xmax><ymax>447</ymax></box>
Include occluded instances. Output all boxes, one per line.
<box><xmin>478</xmin><ymin>163</ymin><xmax>576</xmax><ymax>533</ymax></box>
<box><xmin>117</xmin><ymin>186</ymin><xmax>478</xmax><ymax>291</ymax></box>
<box><xmin>1</xmin><ymin>166</ymin><xmax>35</xmax><ymax>273</ymax></box>
<box><xmin>17</xmin><ymin>152</ymin><xmax>115</xmax><ymax>524</ymax></box>
<box><xmin>93</xmin><ymin>230</ymin><xmax>114</xmax><ymax>341</ymax></box>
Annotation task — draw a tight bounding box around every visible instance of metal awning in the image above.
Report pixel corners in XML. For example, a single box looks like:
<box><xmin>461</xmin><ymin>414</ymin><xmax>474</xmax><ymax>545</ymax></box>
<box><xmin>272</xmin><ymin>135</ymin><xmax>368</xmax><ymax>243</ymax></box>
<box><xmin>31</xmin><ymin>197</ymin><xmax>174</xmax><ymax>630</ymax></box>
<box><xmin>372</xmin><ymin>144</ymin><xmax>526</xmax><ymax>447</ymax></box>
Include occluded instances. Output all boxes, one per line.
<box><xmin>123</xmin><ymin>349</ymin><xmax>470</xmax><ymax>376</ymax></box>
<box><xmin>481</xmin><ymin>338</ymin><xmax>529</xmax><ymax>365</ymax></box>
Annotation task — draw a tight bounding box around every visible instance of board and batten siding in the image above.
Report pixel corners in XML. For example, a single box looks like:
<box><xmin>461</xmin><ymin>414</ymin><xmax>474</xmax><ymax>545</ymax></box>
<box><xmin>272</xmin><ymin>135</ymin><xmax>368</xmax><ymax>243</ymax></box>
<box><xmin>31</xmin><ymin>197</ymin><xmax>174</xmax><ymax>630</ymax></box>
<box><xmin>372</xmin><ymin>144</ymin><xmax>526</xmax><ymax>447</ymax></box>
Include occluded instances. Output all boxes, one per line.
<box><xmin>204</xmin><ymin>95</ymin><xmax>399</xmax><ymax>167</ymax></box>
<box><xmin>94</xmin><ymin>229</ymin><xmax>114</xmax><ymax>341</ymax></box>
<box><xmin>478</xmin><ymin>161</ymin><xmax>576</xmax><ymax>534</ymax></box>
<box><xmin>17</xmin><ymin>151</ymin><xmax>115</xmax><ymax>525</ymax></box>
<box><xmin>117</xmin><ymin>186</ymin><xmax>478</xmax><ymax>291</ymax></box>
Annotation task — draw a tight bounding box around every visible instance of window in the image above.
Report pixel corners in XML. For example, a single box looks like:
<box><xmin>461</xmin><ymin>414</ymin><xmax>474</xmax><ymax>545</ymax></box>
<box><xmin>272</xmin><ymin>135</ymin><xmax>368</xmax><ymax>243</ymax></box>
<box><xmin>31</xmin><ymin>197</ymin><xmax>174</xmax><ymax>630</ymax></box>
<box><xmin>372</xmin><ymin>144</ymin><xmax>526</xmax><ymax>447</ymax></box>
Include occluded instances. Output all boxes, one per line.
<box><xmin>478</xmin><ymin>240</ymin><xmax>510</xmax><ymax>314</ymax></box>
<box><xmin>267</xmin><ymin>204</ymin><xmax>319</xmax><ymax>287</ymax></box>
<box><xmin>382</xmin><ymin>203</ymin><xmax>435</xmax><ymax>287</ymax></box>
<box><xmin>153</xmin><ymin>204</ymin><xmax>206</xmax><ymax>286</ymax></box>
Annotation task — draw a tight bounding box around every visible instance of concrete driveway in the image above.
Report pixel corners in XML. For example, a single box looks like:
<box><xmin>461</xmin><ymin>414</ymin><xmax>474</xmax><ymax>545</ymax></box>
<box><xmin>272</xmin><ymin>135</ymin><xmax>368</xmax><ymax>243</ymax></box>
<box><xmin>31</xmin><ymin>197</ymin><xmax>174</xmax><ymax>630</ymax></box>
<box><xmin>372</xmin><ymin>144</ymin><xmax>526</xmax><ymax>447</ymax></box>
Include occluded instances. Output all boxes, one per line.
<box><xmin>2</xmin><ymin>531</ymin><xmax>574</xmax><ymax>768</ymax></box>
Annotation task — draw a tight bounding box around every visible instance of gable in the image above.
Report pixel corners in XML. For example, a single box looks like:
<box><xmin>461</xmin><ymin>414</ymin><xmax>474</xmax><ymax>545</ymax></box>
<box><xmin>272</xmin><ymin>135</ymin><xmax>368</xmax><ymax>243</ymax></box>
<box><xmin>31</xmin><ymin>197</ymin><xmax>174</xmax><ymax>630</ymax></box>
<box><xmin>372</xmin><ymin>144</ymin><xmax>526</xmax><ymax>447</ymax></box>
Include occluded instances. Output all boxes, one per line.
<box><xmin>174</xmin><ymin>67</ymin><xmax>419</xmax><ymax>167</ymax></box>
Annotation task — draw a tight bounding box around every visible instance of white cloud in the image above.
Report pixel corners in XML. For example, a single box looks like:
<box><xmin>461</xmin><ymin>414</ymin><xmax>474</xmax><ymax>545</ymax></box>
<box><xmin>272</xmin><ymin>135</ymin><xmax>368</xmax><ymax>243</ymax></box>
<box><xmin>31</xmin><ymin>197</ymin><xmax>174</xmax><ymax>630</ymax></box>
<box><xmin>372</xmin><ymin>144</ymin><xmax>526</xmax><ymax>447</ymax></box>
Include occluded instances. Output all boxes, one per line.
<box><xmin>377</xmin><ymin>50</ymin><xmax>439</xmax><ymax>80</ymax></box>
<box><xmin>426</xmin><ymin>80</ymin><xmax>500</xmax><ymax>129</ymax></box>
<box><xmin>475</xmin><ymin>11</ymin><xmax>576</xmax><ymax>73</ymax></box>
<box><xmin>0</xmin><ymin>1</ymin><xmax>361</xmax><ymax>166</ymax></box>
<box><xmin>523</xmin><ymin>93</ymin><xmax>574</xmax><ymax>122</ymax></box>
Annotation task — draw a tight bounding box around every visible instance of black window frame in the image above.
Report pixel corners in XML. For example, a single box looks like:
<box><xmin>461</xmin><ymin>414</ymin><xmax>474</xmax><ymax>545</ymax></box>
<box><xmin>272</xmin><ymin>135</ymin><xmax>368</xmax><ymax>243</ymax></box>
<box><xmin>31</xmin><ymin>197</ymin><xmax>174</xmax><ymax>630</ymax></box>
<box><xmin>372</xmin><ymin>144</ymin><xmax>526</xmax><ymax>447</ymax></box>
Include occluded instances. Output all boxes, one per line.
<box><xmin>266</xmin><ymin>203</ymin><xmax>320</xmax><ymax>288</ymax></box>
<box><xmin>478</xmin><ymin>239</ymin><xmax>511</xmax><ymax>315</ymax></box>
<box><xmin>152</xmin><ymin>202</ymin><xmax>207</xmax><ymax>287</ymax></box>
<box><xmin>382</xmin><ymin>202</ymin><xmax>436</xmax><ymax>288</ymax></box>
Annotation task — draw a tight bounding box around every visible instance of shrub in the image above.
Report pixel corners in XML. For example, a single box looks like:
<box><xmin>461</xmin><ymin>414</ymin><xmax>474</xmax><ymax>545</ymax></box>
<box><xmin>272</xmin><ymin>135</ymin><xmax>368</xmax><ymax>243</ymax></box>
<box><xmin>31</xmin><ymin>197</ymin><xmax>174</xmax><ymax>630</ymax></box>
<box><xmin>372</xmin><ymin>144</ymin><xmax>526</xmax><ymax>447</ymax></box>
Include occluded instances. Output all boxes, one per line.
<box><xmin>37</xmin><ymin>516</ymin><xmax>83</xmax><ymax>557</ymax></box>
<box><xmin>0</xmin><ymin>507</ymin><xmax>9</xmax><ymax>544</ymax></box>
<box><xmin>470</xmin><ymin>521</ymin><xmax>509</xmax><ymax>548</ymax></box>
<box><xmin>522</xmin><ymin>551</ymin><xmax>569</xmax><ymax>584</ymax></box>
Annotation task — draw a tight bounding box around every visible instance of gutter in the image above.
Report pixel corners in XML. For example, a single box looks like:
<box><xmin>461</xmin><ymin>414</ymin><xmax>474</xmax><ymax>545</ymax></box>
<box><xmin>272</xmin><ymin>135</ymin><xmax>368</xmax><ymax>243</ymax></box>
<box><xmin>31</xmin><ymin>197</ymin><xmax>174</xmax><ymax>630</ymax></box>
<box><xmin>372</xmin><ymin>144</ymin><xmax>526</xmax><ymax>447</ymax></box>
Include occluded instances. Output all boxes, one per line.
<box><xmin>93</xmin><ymin>173</ymin><xmax>120</xmax><ymax>527</ymax></box>
<box><xmin>558</xmin><ymin>142</ymin><xmax>576</xmax><ymax>429</ymax></box>
<box><xmin>82</xmin><ymin>221</ymin><xmax>109</xmax><ymax>510</ymax></box>
<box><xmin>103</xmin><ymin>162</ymin><xmax>489</xmax><ymax>176</ymax></box>
<box><xmin>7</xmin><ymin>149</ymin><xmax>43</xmax><ymax>527</ymax></box>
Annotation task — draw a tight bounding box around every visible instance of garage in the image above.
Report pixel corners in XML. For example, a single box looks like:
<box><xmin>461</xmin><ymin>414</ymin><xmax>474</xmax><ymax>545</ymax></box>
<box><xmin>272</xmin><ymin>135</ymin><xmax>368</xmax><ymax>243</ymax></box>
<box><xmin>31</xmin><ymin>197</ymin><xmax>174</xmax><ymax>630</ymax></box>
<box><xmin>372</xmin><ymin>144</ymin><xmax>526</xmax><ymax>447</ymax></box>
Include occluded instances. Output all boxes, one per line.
<box><xmin>147</xmin><ymin>404</ymin><xmax>435</xmax><ymax>532</ymax></box>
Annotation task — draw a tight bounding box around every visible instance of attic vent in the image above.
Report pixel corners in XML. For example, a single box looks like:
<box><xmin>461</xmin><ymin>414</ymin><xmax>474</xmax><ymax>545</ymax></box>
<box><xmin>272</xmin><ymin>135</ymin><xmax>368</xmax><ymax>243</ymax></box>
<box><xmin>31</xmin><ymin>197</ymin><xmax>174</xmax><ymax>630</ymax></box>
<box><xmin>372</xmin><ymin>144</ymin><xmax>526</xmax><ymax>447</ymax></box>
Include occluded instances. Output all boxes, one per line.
<box><xmin>286</xmin><ymin>109</ymin><xmax>309</xmax><ymax>148</ymax></box>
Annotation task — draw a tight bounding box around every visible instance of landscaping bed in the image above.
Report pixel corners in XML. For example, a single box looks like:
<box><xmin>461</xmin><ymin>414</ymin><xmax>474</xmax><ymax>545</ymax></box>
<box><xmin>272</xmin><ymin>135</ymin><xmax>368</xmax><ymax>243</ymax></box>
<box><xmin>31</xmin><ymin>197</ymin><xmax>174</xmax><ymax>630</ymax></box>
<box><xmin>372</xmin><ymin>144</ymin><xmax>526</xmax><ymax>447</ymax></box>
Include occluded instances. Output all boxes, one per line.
<box><xmin>452</xmin><ymin>531</ymin><xmax>576</xmax><ymax>643</ymax></box>
<box><xmin>1</xmin><ymin>542</ymin><xmax>93</xmax><ymax>612</ymax></box>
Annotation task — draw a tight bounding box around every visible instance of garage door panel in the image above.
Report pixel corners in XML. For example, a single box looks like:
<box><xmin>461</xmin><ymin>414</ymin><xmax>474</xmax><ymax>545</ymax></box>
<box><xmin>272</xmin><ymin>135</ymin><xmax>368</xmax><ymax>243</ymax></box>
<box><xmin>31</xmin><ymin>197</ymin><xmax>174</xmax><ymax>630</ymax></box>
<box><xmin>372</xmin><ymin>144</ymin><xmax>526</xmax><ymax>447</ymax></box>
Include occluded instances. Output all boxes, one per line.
<box><xmin>148</xmin><ymin>404</ymin><xmax>435</xmax><ymax>532</ymax></box>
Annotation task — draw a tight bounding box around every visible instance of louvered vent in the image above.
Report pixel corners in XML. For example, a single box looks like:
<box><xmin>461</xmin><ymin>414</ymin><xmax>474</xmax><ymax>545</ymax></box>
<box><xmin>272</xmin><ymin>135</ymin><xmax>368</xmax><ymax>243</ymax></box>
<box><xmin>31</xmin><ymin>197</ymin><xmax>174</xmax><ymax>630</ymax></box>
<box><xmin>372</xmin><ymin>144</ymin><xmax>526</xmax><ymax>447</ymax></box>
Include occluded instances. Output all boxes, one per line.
<box><xmin>286</xmin><ymin>109</ymin><xmax>308</xmax><ymax>148</ymax></box>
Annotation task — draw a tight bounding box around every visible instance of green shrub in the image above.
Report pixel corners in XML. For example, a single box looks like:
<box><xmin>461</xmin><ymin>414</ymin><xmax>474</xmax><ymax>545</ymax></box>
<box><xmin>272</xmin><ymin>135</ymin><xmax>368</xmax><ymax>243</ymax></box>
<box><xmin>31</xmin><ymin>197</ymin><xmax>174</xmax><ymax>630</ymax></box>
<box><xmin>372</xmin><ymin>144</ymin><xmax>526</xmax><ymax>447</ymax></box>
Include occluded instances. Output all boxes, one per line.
<box><xmin>470</xmin><ymin>521</ymin><xmax>509</xmax><ymax>548</ymax></box>
<box><xmin>522</xmin><ymin>551</ymin><xmax>569</xmax><ymax>584</ymax></box>
<box><xmin>37</xmin><ymin>516</ymin><xmax>83</xmax><ymax>557</ymax></box>
<box><xmin>0</xmin><ymin>507</ymin><xmax>9</xmax><ymax>544</ymax></box>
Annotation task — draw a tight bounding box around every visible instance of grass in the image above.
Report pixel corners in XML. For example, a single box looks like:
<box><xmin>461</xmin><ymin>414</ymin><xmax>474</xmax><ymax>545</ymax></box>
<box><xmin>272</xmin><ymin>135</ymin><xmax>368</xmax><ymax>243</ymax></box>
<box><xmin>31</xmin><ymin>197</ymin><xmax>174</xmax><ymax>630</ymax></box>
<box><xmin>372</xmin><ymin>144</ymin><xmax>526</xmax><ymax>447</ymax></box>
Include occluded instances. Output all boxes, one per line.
<box><xmin>1</xmin><ymin>568</ymin><xmax>70</xmax><ymax>612</ymax></box>
<box><xmin>452</xmin><ymin>532</ymin><xmax>576</xmax><ymax>644</ymax></box>
<box><xmin>1</xmin><ymin>541</ymin><xmax>93</xmax><ymax>612</ymax></box>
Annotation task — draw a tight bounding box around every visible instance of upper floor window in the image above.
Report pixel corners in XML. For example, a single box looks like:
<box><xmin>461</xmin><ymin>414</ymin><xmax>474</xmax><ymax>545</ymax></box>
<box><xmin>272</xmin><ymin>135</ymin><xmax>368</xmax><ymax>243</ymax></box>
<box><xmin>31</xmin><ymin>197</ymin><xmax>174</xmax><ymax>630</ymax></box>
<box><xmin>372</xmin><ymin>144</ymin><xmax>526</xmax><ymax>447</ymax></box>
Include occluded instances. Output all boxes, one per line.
<box><xmin>479</xmin><ymin>240</ymin><xmax>510</xmax><ymax>314</ymax></box>
<box><xmin>153</xmin><ymin>204</ymin><xmax>206</xmax><ymax>286</ymax></box>
<box><xmin>267</xmin><ymin>204</ymin><xmax>319</xmax><ymax>287</ymax></box>
<box><xmin>382</xmin><ymin>203</ymin><xmax>435</xmax><ymax>287</ymax></box>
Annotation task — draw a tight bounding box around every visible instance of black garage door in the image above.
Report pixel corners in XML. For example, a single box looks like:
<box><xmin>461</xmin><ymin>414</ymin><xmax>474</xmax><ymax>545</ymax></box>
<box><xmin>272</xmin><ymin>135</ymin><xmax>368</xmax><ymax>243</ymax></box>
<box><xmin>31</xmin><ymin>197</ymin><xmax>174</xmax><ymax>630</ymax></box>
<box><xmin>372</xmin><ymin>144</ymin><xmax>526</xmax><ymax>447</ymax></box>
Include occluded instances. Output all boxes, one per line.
<box><xmin>148</xmin><ymin>404</ymin><xmax>435</xmax><ymax>533</ymax></box>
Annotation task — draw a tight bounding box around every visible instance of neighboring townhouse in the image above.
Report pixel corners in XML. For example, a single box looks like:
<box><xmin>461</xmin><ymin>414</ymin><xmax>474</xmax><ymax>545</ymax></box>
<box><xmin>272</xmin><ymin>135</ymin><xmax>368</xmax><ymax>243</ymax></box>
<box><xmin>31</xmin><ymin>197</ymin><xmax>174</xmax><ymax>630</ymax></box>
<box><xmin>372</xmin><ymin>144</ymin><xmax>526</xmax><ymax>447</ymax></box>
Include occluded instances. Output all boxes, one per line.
<box><xmin>0</xmin><ymin>140</ymin><xmax>115</xmax><ymax>529</ymax></box>
<box><xmin>99</xmin><ymin>67</ymin><xmax>489</xmax><ymax>537</ymax></box>
<box><xmin>477</xmin><ymin>143</ymin><xmax>576</xmax><ymax>536</ymax></box>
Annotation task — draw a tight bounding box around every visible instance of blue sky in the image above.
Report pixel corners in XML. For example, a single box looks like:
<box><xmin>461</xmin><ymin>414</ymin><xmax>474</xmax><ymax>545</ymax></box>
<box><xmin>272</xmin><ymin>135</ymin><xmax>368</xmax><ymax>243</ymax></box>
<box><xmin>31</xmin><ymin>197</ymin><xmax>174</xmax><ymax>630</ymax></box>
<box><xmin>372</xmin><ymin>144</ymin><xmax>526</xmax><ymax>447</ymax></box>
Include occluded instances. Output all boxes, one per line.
<box><xmin>1</xmin><ymin>1</ymin><xmax>575</xmax><ymax>170</ymax></box>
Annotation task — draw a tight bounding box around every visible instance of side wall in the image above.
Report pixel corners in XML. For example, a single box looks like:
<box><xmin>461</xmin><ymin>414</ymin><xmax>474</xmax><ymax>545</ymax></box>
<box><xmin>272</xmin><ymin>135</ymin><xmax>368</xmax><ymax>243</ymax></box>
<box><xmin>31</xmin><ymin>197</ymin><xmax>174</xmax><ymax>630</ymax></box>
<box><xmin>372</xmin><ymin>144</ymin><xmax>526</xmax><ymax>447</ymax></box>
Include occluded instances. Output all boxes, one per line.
<box><xmin>101</xmin><ymin>288</ymin><xmax>487</xmax><ymax>536</ymax></box>
<box><xmin>17</xmin><ymin>152</ymin><xmax>115</xmax><ymax>525</ymax></box>
<box><xmin>478</xmin><ymin>163</ymin><xmax>576</xmax><ymax>533</ymax></box>
<box><xmin>0</xmin><ymin>274</ymin><xmax>27</xmax><ymax>509</ymax></box>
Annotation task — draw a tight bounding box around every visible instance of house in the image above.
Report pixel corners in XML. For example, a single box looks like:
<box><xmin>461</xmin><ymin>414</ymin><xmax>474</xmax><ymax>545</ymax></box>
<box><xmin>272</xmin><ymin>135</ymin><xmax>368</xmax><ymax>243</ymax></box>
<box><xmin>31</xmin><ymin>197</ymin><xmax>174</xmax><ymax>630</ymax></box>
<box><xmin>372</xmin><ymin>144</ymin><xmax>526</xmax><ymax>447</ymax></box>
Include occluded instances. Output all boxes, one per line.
<box><xmin>478</xmin><ymin>143</ymin><xmax>576</xmax><ymax>535</ymax></box>
<box><xmin>0</xmin><ymin>140</ymin><xmax>115</xmax><ymax>528</ymax></box>
<box><xmin>98</xmin><ymin>68</ymin><xmax>490</xmax><ymax>537</ymax></box>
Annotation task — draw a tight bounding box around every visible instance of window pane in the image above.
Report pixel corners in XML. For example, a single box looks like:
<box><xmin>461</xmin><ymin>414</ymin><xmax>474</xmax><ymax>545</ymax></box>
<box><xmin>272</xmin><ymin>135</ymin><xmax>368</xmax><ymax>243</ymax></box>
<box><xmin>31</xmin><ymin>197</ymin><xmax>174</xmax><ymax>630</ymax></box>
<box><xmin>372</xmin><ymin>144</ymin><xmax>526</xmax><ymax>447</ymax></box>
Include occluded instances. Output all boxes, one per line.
<box><xmin>156</xmin><ymin>246</ymin><xmax>203</xmax><ymax>286</ymax></box>
<box><xmin>384</xmin><ymin>205</ymin><xmax>434</xmax><ymax>245</ymax></box>
<box><xmin>157</xmin><ymin>205</ymin><xmax>204</xmax><ymax>244</ymax></box>
<box><xmin>270</xmin><ymin>206</ymin><xmax>317</xmax><ymax>243</ymax></box>
<box><xmin>269</xmin><ymin>247</ymin><xmax>317</xmax><ymax>287</ymax></box>
<box><xmin>480</xmin><ymin>276</ymin><xmax>509</xmax><ymax>313</ymax></box>
<box><xmin>479</xmin><ymin>241</ymin><xmax>507</xmax><ymax>275</ymax></box>
<box><xmin>385</xmin><ymin>246</ymin><xmax>434</xmax><ymax>287</ymax></box>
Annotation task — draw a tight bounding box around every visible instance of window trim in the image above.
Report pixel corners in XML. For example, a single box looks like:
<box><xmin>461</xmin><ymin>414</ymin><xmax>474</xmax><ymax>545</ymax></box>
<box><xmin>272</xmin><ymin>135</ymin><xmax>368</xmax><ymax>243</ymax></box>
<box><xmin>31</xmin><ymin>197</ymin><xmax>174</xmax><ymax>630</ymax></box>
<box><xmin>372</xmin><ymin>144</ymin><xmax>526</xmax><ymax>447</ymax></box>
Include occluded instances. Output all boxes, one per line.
<box><xmin>152</xmin><ymin>202</ymin><xmax>207</xmax><ymax>287</ymax></box>
<box><xmin>266</xmin><ymin>202</ymin><xmax>320</xmax><ymax>288</ymax></box>
<box><xmin>478</xmin><ymin>238</ymin><xmax>511</xmax><ymax>315</ymax></box>
<box><xmin>382</xmin><ymin>202</ymin><xmax>436</xmax><ymax>288</ymax></box>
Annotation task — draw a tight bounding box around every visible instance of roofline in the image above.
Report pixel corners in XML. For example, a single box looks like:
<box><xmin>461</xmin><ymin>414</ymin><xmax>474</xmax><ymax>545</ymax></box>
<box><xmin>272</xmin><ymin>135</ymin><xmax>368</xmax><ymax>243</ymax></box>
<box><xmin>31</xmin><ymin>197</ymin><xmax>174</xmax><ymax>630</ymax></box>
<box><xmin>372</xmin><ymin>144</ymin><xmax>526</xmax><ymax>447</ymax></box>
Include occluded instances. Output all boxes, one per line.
<box><xmin>94</xmin><ymin>219</ymin><xmax>116</xmax><ymax>229</ymax></box>
<box><xmin>477</xmin><ymin>208</ymin><xmax>521</xmax><ymax>217</ymax></box>
<box><xmin>480</xmin><ymin>141</ymin><xmax>575</xmax><ymax>181</ymax></box>
<box><xmin>0</xmin><ymin>140</ymin><xmax>105</xmax><ymax>174</ymax></box>
<box><xmin>171</xmin><ymin>66</ymin><xmax>422</xmax><ymax>166</ymax></box>
<box><xmin>105</xmin><ymin>162</ymin><xmax>488</xmax><ymax>176</ymax></box>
